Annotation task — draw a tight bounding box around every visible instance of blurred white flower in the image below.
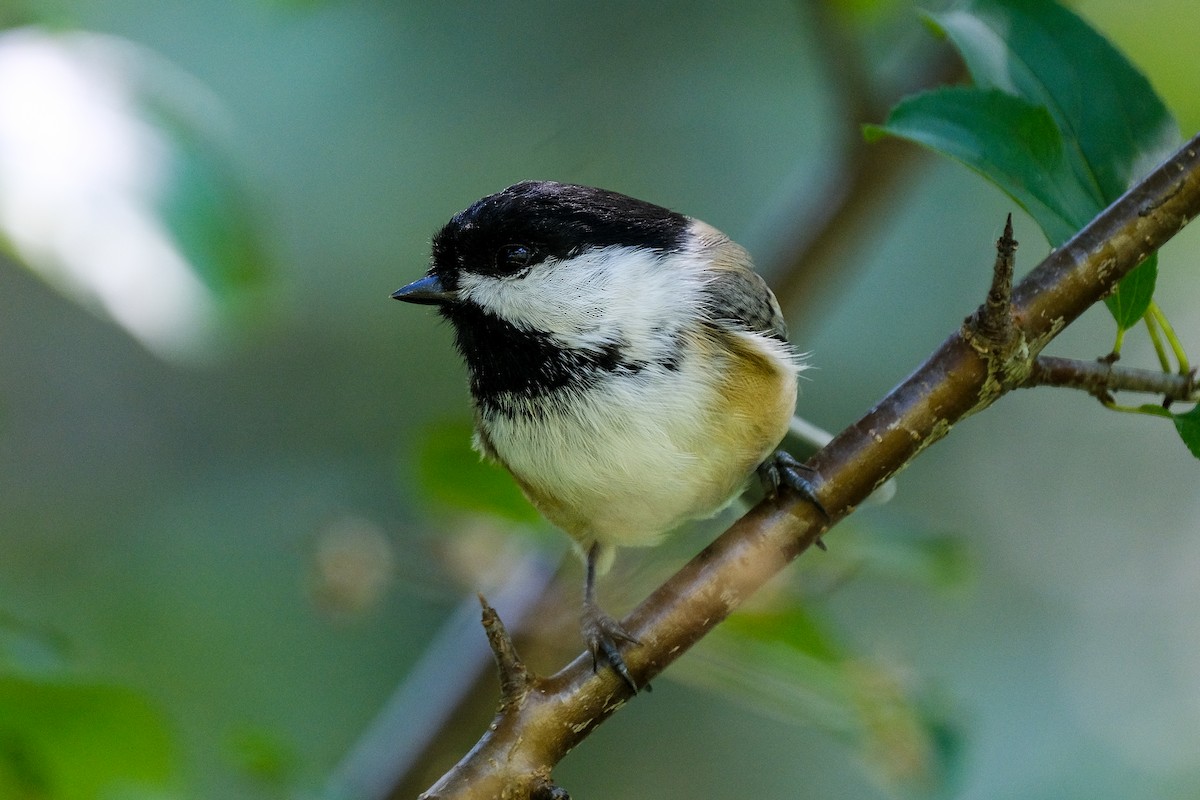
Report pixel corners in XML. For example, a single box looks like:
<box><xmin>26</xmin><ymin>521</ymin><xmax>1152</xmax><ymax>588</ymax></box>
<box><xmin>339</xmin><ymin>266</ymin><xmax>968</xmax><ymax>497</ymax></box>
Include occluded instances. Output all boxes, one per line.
<box><xmin>0</xmin><ymin>28</ymin><xmax>230</xmax><ymax>360</ymax></box>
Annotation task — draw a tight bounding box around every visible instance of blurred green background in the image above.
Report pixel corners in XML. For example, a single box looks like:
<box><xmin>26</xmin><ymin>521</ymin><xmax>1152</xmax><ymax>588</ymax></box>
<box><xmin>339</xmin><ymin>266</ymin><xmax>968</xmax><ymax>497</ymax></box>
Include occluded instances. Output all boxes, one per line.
<box><xmin>1</xmin><ymin>1</ymin><xmax>1199</xmax><ymax>798</ymax></box>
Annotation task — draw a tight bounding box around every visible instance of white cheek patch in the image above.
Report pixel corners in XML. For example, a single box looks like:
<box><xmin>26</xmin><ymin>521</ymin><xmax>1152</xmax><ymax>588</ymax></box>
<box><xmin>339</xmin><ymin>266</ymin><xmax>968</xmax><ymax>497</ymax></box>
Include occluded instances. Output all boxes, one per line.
<box><xmin>458</xmin><ymin>245</ymin><xmax>709</xmax><ymax>362</ymax></box>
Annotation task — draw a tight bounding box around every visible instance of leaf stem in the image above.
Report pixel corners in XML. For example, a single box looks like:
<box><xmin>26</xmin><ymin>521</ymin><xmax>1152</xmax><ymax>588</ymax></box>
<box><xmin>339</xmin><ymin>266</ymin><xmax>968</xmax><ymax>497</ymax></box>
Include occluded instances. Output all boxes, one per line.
<box><xmin>1110</xmin><ymin>325</ymin><xmax>1126</xmax><ymax>359</ymax></box>
<box><xmin>1149</xmin><ymin>301</ymin><xmax>1190</xmax><ymax>373</ymax></box>
<box><xmin>1143</xmin><ymin>309</ymin><xmax>1172</xmax><ymax>372</ymax></box>
<box><xmin>1099</xmin><ymin>398</ymin><xmax>1172</xmax><ymax>417</ymax></box>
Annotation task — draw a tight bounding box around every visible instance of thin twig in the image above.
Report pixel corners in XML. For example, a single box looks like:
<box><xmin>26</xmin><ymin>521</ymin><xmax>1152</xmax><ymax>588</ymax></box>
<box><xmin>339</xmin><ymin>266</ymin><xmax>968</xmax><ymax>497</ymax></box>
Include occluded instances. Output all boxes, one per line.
<box><xmin>478</xmin><ymin>594</ymin><xmax>531</xmax><ymax>705</ymax></box>
<box><xmin>1025</xmin><ymin>355</ymin><xmax>1198</xmax><ymax>404</ymax></box>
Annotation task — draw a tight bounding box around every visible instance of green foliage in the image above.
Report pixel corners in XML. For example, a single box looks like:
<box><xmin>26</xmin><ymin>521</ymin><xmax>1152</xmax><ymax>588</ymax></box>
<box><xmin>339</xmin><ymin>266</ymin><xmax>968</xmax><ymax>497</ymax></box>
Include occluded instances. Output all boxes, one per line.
<box><xmin>0</xmin><ymin>616</ymin><xmax>178</xmax><ymax>800</ymax></box>
<box><xmin>866</xmin><ymin>87</ymin><xmax>1092</xmax><ymax>245</ymax></box>
<box><xmin>0</xmin><ymin>676</ymin><xmax>177</xmax><ymax>800</ymax></box>
<box><xmin>867</xmin><ymin>0</ymin><xmax>1179</xmax><ymax>331</ymax></box>
<box><xmin>1104</xmin><ymin>257</ymin><xmax>1159</xmax><ymax>332</ymax></box>
<box><xmin>868</xmin><ymin>0</ymin><xmax>1197</xmax><ymax>457</ymax></box>
<box><xmin>415</xmin><ymin>419</ymin><xmax>542</xmax><ymax>525</ymax></box>
<box><xmin>931</xmin><ymin>0</ymin><xmax>1177</xmax><ymax>204</ymax></box>
<box><xmin>1171</xmin><ymin>405</ymin><xmax>1200</xmax><ymax>458</ymax></box>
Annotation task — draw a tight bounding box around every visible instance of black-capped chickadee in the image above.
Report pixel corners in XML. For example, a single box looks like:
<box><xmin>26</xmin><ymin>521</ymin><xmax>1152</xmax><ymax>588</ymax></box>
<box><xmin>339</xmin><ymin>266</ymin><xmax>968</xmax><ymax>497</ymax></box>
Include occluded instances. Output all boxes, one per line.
<box><xmin>393</xmin><ymin>181</ymin><xmax>822</xmax><ymax>690</ymax></box>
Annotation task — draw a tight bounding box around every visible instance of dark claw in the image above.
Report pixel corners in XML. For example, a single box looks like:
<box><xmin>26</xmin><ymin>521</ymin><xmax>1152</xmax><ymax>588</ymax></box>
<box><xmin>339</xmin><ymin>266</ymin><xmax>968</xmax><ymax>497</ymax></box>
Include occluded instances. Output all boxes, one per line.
<box><xmin>581</xmin><ymin>600</ymin><xmax>642</xmax><ymax>692</ymax></box>
<box><xmin>581</xmin><ymin>542</ymin><xmax>647</xmax><ymax>692</ymax></box>
<box><xmin>759</xmin><ymin>450</ymin><xmax>830</xmax><ymax>525</ymax></box>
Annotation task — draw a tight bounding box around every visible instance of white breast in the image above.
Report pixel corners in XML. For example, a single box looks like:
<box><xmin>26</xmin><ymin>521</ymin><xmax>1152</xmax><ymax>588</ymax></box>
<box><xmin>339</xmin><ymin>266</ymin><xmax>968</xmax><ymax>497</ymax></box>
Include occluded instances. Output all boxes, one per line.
<box><xmin>480</xmin><ymin>327</ymin><xmax>796</xmax><ymax>550</ymax></box>
<box><xmin>464</xmin><ymin>224</ymin><xmax>799</xmax><ymax>552</ymax></box>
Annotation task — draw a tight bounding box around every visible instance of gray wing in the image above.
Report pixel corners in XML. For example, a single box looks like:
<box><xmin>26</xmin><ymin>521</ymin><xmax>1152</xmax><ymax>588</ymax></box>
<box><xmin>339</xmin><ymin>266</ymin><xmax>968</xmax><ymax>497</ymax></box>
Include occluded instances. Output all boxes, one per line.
<box><xmin>704</xmin><ymin>265</ymin><xmax>789</xmax><ymax>343</ymax></box>
<box><xmin>691</xmin><ymin>221</ymin><xmax>789</xmax><ymax>343</ymax></box>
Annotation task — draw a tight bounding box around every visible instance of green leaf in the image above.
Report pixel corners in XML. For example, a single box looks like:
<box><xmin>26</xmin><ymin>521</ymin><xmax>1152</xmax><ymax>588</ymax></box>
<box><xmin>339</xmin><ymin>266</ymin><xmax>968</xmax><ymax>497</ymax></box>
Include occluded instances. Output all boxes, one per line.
<box><xmin>1103</xmin><ymin>254</ymin><xmax>1158</xmax><ymax>330</ymax></box>
<box><xmin>0</xmin><ymin>676</ymin><xmax>176</xmax><ymax>800</ymax></box>
<box><xmin>876</xmin><ymin>0</ymin><xmax>1181</xmax><ymax>330</ymax></box>
<box><xmin>930</xmin><ymin>0</ymin><xmax>1180</xmax><ymax>331</ymax></box>
<box><xmin>865</xmin><ymin>87</ymin><xmax>1090</xmax><ymax>244</ymax></box>
<box><xmin>414</xmin><ymin>419</ymin><xmax>542</xmax><ymax>525</ymax></box>
<box><xmin>144</xmin><ymin>86</ymin><xmax>272</xmax><ymax>333</ymax></box>
<box><xmin>721</xmin><ymin>605</ymin><xmax>844</xmax><ymax>664</ymax></box>
<box><xmin>1171</xmin><ymin>404</ymin><xmax>1200</xmax><ymax>458</ymax></box>
<box><xmin>928</xmin><ymin>0</ymin><xmax>1179</xmax><ymax>205</ymax></box>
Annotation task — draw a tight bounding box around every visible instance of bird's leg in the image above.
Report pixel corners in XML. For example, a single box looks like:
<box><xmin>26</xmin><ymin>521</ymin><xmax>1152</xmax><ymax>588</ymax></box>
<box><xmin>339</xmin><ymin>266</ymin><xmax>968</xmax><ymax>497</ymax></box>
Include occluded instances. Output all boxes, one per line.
<box><xmin>581</xmin><ymin>542</ymin><xmax>641</xmax><ymax>692</ymax></box>
<box><xmin>758</xmin><ymin>450</ymin><xmax>829</xmax><ymax>548</ymax></box>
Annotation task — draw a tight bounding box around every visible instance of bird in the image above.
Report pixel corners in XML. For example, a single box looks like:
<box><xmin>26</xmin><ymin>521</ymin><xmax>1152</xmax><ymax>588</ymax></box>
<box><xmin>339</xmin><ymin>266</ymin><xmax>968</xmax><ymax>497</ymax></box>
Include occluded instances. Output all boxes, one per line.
<box><xmin>392</xmin><ymin>180</ymin><xmax>822</xmax><ymax>691</ymax></box>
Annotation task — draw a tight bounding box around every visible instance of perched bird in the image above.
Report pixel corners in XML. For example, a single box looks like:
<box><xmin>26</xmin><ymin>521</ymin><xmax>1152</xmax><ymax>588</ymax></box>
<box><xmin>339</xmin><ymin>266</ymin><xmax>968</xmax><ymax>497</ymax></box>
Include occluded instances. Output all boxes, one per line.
<box><xmin>393</xmin><ymin>181</ymin><xmax>821</xmax><ymax>690</ymax></box>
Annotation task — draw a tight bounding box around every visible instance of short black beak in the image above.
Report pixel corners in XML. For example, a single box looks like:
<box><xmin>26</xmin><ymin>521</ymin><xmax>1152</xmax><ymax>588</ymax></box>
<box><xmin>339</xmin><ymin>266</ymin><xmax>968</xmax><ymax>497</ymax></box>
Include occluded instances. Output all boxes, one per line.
<box><xmin>391</xmin><ymin>274</ymin><xmax>457</xmax><ymax>305</ymax></box>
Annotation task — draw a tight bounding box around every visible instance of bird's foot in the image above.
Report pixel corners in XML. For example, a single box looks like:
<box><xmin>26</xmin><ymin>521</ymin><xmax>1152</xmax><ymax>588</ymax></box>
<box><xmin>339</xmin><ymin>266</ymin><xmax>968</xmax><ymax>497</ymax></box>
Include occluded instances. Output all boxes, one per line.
<box><xmin>758</xmin><ymin>450</ymin><xmax>830</xmax><ymax>547</ymax></box>
<box><xmin>581</xmin><ymin>599</ymin><xmax>642</xmax><ymax>693</ymax></box>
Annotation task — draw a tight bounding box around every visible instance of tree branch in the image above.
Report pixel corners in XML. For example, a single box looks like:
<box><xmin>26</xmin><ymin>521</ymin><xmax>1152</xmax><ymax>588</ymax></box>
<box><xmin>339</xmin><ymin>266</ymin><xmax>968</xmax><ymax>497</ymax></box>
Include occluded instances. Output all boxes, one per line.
<box><xmin>1024</xmin><ymin>355</ymin><xmax>1198</xmax><ymax>404</ymax></box>
<box><xmin>421</xmin><ymin>134</ymin><xmax>1200</xmax><ymax>799</ymax></box>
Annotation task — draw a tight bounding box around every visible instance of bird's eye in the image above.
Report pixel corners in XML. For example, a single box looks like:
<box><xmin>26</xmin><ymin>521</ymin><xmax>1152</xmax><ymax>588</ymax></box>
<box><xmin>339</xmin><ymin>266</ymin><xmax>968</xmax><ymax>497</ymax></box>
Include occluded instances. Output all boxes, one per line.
<box><xmin>496</xmin><ymin>244</ymin><xmax>535</xmax><ymax>273</ymax></box>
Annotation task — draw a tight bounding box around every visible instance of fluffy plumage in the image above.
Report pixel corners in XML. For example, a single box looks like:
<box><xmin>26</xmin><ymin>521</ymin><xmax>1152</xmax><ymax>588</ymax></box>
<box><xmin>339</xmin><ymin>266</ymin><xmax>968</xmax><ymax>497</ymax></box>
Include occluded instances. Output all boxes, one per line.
<box><xmin>394</xmin><ymin>180</ymin><xmax>804</xmax><ymax>687</ymax></box>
